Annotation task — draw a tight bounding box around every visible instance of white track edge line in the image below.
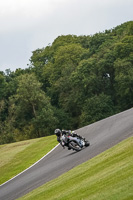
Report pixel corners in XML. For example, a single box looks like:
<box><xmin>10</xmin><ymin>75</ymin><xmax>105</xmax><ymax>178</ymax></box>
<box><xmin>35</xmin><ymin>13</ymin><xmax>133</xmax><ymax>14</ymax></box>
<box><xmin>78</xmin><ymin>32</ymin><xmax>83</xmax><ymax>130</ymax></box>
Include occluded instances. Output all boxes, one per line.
<box><xmin>0</xmin><ymin>143</ymin><xmax>59</xmax><ymax>187</ymax></box>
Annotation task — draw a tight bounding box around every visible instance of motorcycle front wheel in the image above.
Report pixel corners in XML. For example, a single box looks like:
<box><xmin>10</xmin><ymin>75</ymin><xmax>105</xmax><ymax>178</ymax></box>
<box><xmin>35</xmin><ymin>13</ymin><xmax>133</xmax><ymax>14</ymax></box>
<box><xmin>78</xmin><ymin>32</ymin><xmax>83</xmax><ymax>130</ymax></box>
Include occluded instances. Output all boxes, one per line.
<box><xmin>68</xmin><ymin>141</ymin><xmax>82</xmax><ymax>152</ymax></box>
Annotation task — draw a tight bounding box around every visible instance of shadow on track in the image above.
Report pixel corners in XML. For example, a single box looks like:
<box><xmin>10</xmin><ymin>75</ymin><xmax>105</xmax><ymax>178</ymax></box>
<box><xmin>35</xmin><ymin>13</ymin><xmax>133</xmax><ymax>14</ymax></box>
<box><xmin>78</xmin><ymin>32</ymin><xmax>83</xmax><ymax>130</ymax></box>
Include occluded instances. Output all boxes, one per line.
<box><xmin>63</xmin><ymin>151</ymin><xmax>78</xmax><ymax>158</ymax></box>
<box><xmin>63</xmin><ymin>146</ymin><xmax>89</xmax><ymax>157</ymax></box>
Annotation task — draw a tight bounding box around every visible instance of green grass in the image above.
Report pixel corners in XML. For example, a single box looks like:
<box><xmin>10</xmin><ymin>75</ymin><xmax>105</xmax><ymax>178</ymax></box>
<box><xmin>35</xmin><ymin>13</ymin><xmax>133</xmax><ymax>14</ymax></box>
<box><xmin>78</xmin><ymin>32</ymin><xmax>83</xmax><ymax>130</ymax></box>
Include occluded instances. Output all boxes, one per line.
<box><xmin>0</xmin><ymin>135</ymin><xmax>58</xmax><ymax>184</ymax></box>
<box><xmin>19</xmin><ymin>137</ymin><xmax>133</xmax><ymax>200</ymax></box>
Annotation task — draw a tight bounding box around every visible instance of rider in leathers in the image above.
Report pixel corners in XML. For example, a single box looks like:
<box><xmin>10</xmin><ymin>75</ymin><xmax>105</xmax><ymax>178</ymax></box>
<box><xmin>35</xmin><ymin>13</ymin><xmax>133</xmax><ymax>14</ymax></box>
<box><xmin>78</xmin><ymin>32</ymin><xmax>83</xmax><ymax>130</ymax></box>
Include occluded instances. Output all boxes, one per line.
<box><xmin>54</xmin><ymin>129</ymin><xmax>84</xmax><ymax>149</ymax></box>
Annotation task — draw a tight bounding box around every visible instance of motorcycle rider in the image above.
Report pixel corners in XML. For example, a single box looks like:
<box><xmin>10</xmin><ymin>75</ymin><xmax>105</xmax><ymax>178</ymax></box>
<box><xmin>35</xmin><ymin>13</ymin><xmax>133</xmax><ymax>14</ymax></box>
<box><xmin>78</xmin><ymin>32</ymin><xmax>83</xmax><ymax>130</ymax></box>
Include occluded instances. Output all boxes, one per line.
<box><xmin>54</xmin><ymin>129</ymin><xmax>84</xmax><ymax>149</ymax></box>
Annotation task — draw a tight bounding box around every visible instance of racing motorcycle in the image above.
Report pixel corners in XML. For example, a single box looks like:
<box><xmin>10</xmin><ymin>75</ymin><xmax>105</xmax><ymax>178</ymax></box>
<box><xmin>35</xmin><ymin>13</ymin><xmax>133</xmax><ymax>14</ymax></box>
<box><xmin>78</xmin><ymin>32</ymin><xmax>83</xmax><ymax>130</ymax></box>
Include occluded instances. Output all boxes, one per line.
<box><xmin>61</xmin><ymin>133</ymin><xmax>90</xmax><ymax>152</ymax></box>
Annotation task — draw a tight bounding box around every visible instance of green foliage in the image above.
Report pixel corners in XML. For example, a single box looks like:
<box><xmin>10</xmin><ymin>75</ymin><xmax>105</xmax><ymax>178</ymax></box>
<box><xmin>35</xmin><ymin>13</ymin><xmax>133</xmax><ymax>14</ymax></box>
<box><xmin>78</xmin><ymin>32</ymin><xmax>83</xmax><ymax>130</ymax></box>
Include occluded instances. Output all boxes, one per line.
<box><xmin>0</xmin><ymin>74</ymin><xmax>58</xmax><ymax>144</ymax></box>
<box><xmin>114</xmin><ymin>57</ymin><xmax>133</xmax><ymax>109</ymax></box>
<box><xmin>0</xmin><ymin>72</ymin><xmax>8</xmax><ymax>101</ymax></box>
<box><xmin>80</xmin><ymin>93</ymin><xmax>114</xmax><ymax>126</ymax></box>
<box><xmin>0</xmin><ymin>21</ymin><xmax>133</xmax><ymax>144</ymax></box>
<box><xmin>89</xmin><ymin>32</ymin><xmax>109</xmax><ymax>55</ymax></box>
<box><xmin>11</xmin><ymin>74</ymin><xmax>57</xmax><ymax>137</ymax></box>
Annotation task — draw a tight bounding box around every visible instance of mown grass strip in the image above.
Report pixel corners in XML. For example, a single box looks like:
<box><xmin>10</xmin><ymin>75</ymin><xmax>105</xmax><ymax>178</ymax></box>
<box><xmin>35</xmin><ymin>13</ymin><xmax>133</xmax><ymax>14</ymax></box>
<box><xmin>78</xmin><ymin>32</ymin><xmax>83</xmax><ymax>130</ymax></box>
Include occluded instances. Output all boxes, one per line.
<box><xmin>19</xmin><ymin>137</ymin><xmax>133</xmax><ymax>200</ymax></box>
<box><xmin>0</xmin><ymin>135</ymin><xmax>58</xmax><ymax>184</ymax></box>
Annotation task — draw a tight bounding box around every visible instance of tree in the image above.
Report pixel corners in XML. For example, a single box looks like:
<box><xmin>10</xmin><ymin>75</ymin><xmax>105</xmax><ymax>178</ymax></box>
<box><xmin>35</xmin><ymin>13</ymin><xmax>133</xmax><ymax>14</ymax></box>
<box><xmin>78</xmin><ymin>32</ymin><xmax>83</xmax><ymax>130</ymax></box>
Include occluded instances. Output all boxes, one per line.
<box><xmin>44</xmin><ymin>43</ymin><xmax>86</xmax><ymax>106</ymax></box>
<box><xmin>114</xmin><ymin>57</ymin><xmax>133</xmax><ymax>109</ymax></box>
<box><xmin>80</xmin><ymin>93</ymin><xmax>114</xmax><ymax>126</ymax></box>
<box><xmin>1</xmin><ymin>21</ymin><xmax>133</xmax><ymax>144</ymax></box>
<box><xmin>9</xmin><ymin>73</ymin><xmax>57</xmax><ymax>138</ymax></box>
<box><xmin>0</xmin><ymin>72</ymin><xmax>7</xmax><ymax>100</ymax></box>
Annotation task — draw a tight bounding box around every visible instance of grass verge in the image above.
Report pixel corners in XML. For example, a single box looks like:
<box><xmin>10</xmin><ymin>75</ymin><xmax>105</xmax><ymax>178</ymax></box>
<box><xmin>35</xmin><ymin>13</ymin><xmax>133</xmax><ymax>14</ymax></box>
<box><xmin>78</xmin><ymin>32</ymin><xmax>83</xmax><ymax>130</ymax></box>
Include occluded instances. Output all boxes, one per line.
<box><xmin>0</xmin><ymin>135</ymin><xmax>58</xmax><ymax>185</ymax></box>
<box><xmin>19</xmin><ymin>137</ymin><xmax>133</xmax><ymax>200</ymax></box>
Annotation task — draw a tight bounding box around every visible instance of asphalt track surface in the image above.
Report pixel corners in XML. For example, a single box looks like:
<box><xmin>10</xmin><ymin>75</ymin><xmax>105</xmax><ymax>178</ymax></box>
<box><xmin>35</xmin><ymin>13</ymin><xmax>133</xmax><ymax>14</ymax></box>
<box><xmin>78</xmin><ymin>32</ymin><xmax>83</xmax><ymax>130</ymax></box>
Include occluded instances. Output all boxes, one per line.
<box><xmin>0</xmin><ymin>108</ymin><xmax>133</xmax><ymax>200</ymax></box>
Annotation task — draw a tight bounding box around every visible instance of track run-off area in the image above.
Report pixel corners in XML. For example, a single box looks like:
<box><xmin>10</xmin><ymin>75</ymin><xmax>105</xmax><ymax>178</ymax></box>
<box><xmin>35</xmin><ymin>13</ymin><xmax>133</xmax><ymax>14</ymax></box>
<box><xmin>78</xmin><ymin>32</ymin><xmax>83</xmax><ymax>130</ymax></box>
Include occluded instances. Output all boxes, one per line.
<box><xmin>0</xmin><ymin>108</ymin><xmax>133</xmax><ymax>200</ymax></box>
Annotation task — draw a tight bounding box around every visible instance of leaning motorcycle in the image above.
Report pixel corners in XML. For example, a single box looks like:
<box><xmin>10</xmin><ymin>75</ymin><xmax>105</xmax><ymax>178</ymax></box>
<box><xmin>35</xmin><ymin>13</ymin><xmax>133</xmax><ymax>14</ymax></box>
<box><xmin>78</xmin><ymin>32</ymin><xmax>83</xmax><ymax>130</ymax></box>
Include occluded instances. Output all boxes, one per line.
<box><xmin>61</xmin><ymin>134</ymin><xmax>90</xmax><ymax>152</ymax></box>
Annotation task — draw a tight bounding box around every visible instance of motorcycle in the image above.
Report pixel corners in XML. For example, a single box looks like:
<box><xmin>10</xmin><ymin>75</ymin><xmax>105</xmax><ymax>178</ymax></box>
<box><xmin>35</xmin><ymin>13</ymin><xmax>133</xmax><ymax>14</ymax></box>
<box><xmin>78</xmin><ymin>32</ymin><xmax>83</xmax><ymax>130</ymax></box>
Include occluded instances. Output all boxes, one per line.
<box><xmin>61</xmin><ymin>134</ymin><xmax>90</xmax><ymax>152</ymax></box>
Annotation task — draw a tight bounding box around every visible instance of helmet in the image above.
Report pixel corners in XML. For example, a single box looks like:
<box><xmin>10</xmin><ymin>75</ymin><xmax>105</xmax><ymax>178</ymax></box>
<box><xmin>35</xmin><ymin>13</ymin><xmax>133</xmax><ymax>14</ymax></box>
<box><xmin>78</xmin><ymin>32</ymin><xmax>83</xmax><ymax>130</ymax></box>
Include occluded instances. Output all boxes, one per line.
<box><xmin>54</xmin><ymin>129</ymin><xmax>62</xmax><ymax>136</ymax></box>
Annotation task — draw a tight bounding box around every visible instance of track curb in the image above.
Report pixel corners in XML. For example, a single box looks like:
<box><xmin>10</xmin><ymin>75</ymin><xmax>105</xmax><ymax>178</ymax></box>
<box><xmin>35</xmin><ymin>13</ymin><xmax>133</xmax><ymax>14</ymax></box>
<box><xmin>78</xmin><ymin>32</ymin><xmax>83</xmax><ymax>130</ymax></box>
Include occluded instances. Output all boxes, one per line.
<box><xmin>0</xmin><ymin>144</ymin><xmax>59</xmax><ymax>187</ymax></box>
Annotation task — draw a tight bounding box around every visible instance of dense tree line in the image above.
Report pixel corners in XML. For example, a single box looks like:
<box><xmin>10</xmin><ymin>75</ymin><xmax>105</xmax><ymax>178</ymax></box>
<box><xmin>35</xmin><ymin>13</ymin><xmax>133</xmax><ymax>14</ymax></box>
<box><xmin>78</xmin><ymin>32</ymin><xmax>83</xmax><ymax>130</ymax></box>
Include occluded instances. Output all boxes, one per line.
<box><xmin>0</xmin><ymin>21</ymin><xmax>133</xmax><ymax>144</ymax></box>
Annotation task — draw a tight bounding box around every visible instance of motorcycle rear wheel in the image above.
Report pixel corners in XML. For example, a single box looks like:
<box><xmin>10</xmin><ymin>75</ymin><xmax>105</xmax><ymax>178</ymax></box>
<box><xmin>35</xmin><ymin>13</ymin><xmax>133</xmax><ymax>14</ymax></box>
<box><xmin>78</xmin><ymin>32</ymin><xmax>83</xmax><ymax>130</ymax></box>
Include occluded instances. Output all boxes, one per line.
<box><xmin>85</xmin><ymin>141</ymin><xmax>90</xmax><ymax>146</ymax></box>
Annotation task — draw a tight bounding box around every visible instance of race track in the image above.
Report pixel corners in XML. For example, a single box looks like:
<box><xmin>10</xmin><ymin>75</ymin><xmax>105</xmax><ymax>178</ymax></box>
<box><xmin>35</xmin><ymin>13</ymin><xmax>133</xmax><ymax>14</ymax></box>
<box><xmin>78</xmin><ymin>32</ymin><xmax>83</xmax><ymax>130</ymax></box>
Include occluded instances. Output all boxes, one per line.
<box><xmin>0</xmin><ymin>108</ymin><xmax>133</xmax><ymax>200</ymax></box>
